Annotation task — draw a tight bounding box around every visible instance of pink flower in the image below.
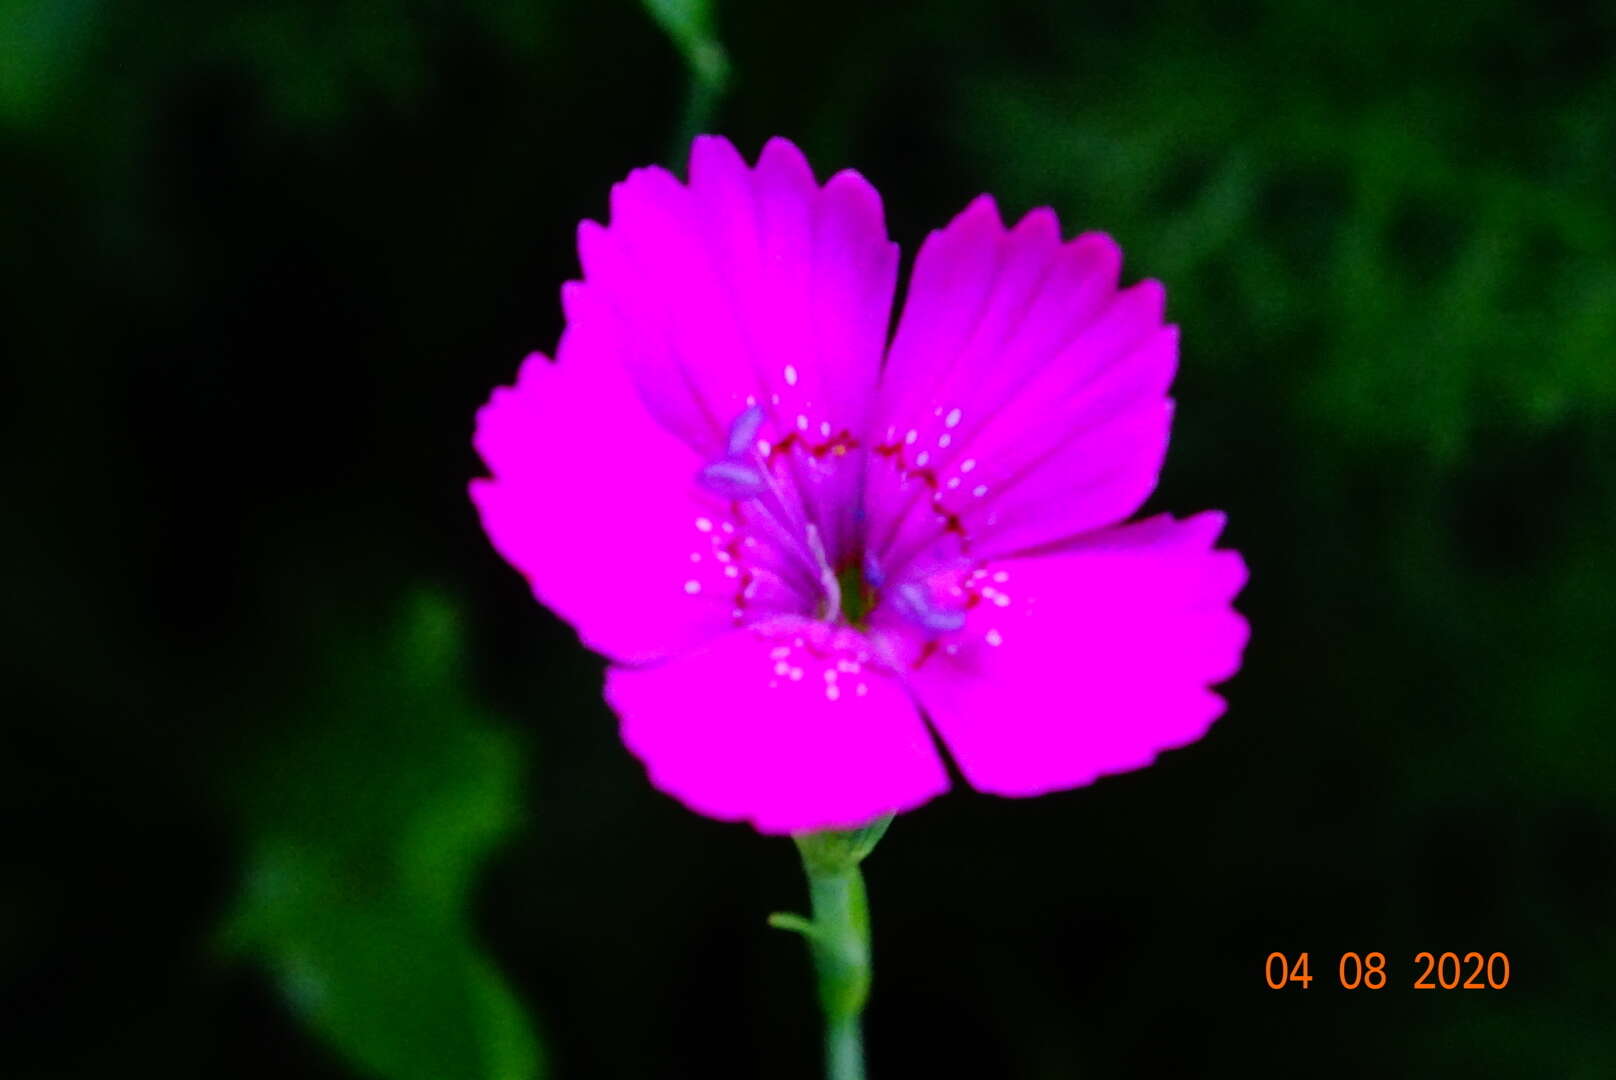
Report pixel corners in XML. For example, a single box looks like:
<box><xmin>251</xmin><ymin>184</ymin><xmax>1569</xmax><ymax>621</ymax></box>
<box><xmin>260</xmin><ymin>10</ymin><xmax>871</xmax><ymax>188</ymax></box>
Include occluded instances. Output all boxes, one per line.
<box><xmin>472</xmin><ymin>136</ymin><xmax>1249</xmax><ymax>834</ymax></box>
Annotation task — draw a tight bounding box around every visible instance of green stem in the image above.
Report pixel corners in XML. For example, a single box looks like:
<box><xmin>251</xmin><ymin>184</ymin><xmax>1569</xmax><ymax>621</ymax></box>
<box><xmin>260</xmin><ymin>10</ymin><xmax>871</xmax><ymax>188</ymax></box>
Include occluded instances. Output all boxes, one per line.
<box><xmin>824</xmin><ymin>1013</ymin><xmax>863</xmax><ymax>1080</ymax></box>
<box><xmin>639</xmin><ymin>0</ymin><xmax>730</xmax><ymax>165</ymax></box>
<box><xmin>776</xmin><ymin>817</ymin><xmax>891</xmax><ymax>1080</ymax></box>
<box><xmin>805</xmin><ymin>861</ymin><xmax>869</xmax><ymax>1080</ymax></box>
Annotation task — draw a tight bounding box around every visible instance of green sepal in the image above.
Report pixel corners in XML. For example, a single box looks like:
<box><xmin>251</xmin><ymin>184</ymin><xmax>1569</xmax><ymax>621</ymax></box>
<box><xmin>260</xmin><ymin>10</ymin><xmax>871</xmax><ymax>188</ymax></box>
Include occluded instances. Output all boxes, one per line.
<box><xmin>792</xmin><ymin>814</ymin><xmax>893</xmax><ymax>875</ymax></box>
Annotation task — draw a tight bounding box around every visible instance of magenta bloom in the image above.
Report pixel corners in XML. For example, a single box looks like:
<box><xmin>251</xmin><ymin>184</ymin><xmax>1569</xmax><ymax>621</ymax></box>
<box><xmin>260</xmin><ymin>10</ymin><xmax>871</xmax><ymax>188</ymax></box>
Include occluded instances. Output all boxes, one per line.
<box><xmin>472</xmin><ymin>136</ymin><xmax>1248</xmax><ymax>834</ymax></box>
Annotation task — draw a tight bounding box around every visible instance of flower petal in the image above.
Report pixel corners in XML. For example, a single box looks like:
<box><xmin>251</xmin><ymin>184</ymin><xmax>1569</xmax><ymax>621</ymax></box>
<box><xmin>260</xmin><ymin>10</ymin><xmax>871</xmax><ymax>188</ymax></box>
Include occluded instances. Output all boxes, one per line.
<box><xmin>606</xmin><ymin>618</ymin><xmax>950</xmax><ymax>833</ymax></box>
<box><xmin>867</xmin><ymin>197</ymin><xmax>1175</xmax><ymax>572</ymax></box>
<box><xmin>899</xmin><ymin>513</ymin><xmax>1248</xmax><ymax>797</ymax></box>
<box><xmin>473</xmin><ymin>138</ymin><xmax>903</xmax><ymax>662</ymax></box>
<box><xmin>579</xmin><ymin>135</ymin><xmax>898</xmax><ymax>567</ymax></box>
<box><xmin>471</xmin><ymin>324</ymin><xmax>815</xmax><ymax>665</ymax></box>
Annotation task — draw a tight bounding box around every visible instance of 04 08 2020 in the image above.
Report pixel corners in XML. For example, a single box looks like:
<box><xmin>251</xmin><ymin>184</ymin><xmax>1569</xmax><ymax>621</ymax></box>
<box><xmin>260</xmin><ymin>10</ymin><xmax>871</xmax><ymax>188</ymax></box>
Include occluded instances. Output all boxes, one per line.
<box><xmin>1264</xmin><ymin>951</ymin><xmax>1511</xmax><ymax>990</ymax></box>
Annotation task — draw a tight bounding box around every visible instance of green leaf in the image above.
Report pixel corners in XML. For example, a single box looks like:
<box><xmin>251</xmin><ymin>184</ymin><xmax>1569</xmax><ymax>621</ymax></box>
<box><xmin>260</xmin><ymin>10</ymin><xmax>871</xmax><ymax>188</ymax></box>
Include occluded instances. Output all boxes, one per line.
<box><xmin>221</xmin><ymin>590</ymin><xmax>542</xmax><ymax>1080</ymax></box>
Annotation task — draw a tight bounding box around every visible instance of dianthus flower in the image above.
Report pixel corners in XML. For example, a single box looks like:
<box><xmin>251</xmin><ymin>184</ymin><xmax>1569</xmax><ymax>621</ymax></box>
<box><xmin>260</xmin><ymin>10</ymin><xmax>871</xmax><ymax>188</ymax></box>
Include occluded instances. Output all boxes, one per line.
<box><xmin>472</xmin><ymin>135</ymin><xmax>1248</xmax><ymax>835</ymax></box>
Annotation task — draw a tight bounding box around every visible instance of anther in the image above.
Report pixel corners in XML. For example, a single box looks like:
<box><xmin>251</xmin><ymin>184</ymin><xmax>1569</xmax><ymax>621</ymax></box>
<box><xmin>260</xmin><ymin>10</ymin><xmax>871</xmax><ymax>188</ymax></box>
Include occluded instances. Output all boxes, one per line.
<box><xmin>892</xmin><ymin>581</ymin><xmax>966</xmax><ymax>634</ymax></box>
<box><xmin>698</xmin><ymin>458</ymin><xmax>767</xmax><ymax>498</ymax></box>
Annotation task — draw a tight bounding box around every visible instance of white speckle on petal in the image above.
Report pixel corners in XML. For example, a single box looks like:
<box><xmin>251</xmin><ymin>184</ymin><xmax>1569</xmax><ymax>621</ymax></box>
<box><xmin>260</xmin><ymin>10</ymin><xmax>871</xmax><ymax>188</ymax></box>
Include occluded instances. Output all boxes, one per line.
<box><xmin>784</xmin><ymin>365</ymin><xmax>798</xmax><ymax>386</ymax></box>
<box><xmin>774</xmin><ymin>661</ymin><xmax>790</xmax><ymax>676</ymax></box>
<box><xmin>945</xmin><ymin>407</ymin><xmax>962</xmax><ymax>428</ymax></box>
<box><xmin>724</xmin><ymin>565</ymin><xmax>738</xmax><ymax>578</ymax></box>
<box><xmin>826</xmin><ymin>685</ymin><xmax>841</xmax><ymax>701</ymax></box>
<box><xmin>820</xmin><ymin>420</ymin><xmax>831</xmax><ymax>437</ymax></box>
<box><xmin>904</xmin><ymin>429</ymin><xmax>918</xmax><ymax>445</ymax></box>
<box><xmin>961</xmin><ymin>458</ymin><xmax>976</xmax><ymax>473</ymax></box>
<box><xmin>947</xmin><ymin>477</ymin><xmax>961</xmax><ymax>489</ymax></box>
<box><xmin>938</xmin><ymin>434</ymin><xmax>951</xmax><ymax>449</ymax></box>
<box><xmin>855</xmin><ymin>682</ymin><xmax>869</xmax><ymax>696</ymax></box>
<box><xmin>797</xmin><ymin>414</ymin><xmax>809</xmax><ymax>431</ymax></box>
<box><xmin>789</xmin><ymin>667</ymin><xmax>804</xmax><ymax>681</ymax></box>
<box><xmin>986</xmin><ymin>628</ymin><xmax>1003</xmax><ymax>647</ymax></box>
<box><xmin>684</xmin><ymin>580</ymin><xmax>701</xmax><ymax>594</ymax></box>
<box><xmin>915</xmin><ymin>451</ymin><xmax>929</xmax><ymax>467</ymax></box>
<box><xmin>758</xmin><ymin>439</ymin><xmax>772</xmax><ymax>455</ymax></box>
<box><xmin>695</xmin><ymin>517</ymin><xmax>713</xmax><ymax>532</ymax></box>
<box><xmin>972</xmin><ymin>484</ymin><xmax>988</xmax><ymax>497</ymax></box>
<box><xmin>993</xmin><ymin>571</ymin><xmax>1009</xmax><ymax>583</ymax></box>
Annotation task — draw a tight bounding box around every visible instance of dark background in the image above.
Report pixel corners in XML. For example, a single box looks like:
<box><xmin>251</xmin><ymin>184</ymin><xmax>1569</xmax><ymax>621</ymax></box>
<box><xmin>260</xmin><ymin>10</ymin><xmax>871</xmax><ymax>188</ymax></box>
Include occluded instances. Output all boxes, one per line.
<box><xmin>5</xmin><ymin>0</ymin><xmax>1615</xmax><ymax>1076</ymax></box>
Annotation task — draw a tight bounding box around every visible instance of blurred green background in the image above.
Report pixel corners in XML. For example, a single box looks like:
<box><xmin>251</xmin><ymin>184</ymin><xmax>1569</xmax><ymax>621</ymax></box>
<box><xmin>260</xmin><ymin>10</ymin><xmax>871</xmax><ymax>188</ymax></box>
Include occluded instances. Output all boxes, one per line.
<box><xmin>4</xmin><ymin>0</ymin><xmax>1614</xmax><ymax>1076</ymax></box>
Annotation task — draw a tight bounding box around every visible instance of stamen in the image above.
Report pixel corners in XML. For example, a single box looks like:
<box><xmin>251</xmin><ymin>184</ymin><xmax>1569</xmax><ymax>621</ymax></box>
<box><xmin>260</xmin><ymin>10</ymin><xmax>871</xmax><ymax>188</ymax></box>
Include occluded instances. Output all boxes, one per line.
<box><xmin>726</xmin><ymin>403</ymin><xmax>765</xmax><ymax>457</ymax></box>
<box><xmin>862</xmin><ymin>550</ymin><xmax>885</xmax><ymax>589</ymax></box>
<box><xmin>698</xmin><ymin>458</ymin><xmax>766</xmax><ymax>498</ymax></box>
<box><xmin>806</xmin><ymin>524</ymin><xmax>841</xmax><ymax>620</ymax></box>
<box><xmin>892</xmin><ymin>581</ymin><xmax>966</xmax><ymax>634</ymax></box>
<box><xmin>697</xmin><ymin>406</ymin><xmax>769</xmax><ymax>498</ymax></box>
<box><xmin>695</xmin><ymin>404</ymin><xmax>867</xmax><ymax>623</ymax></box>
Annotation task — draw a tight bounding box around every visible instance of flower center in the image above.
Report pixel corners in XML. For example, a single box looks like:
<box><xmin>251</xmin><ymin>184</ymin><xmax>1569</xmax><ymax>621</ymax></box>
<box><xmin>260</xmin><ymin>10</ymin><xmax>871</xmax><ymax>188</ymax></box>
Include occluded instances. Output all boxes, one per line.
<box><xmin>693</xmin><ymin>405</ymin><xmax>967</xmax><ymax>639</ymax></box>
<box><xmin>836</xmin><ymin>562</ymin><xmax>874</xmax><ymax>628</ymax></box>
